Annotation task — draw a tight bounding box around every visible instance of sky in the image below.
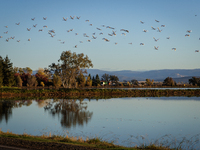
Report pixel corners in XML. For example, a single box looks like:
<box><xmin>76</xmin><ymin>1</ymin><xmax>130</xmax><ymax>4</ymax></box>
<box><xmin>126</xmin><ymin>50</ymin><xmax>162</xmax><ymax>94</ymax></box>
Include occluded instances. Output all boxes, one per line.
<box><xmin>0</xmin><ymin>0</ymin><xmax>200</xmax><ymax>71</ymax></box>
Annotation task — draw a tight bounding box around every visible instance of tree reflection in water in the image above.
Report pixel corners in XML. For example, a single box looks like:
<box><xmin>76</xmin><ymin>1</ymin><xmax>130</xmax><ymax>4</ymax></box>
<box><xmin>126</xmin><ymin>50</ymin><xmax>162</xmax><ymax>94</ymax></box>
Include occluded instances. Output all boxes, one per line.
<box><xmin>0</xmin><ymin>100</ymin><xmax>32</xmax><ymax>123</ymax></box>
<box><xmin>44</xmin><ymin>99</ymin><xmax>93</xmax><ymax>128</ymax></box>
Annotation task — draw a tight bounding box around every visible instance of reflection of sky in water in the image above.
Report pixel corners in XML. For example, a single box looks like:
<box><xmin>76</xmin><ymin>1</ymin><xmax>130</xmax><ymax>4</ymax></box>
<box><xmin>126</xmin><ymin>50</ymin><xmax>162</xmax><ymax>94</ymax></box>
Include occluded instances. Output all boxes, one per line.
<box><xmin>0</xmin><ymin>97</ymin><xmax>200</xmax><ymax>148</ymax></box>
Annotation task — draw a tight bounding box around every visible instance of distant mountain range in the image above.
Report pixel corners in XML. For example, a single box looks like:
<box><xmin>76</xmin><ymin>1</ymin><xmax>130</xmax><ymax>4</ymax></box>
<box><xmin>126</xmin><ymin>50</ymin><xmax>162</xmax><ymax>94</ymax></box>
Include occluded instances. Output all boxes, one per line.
<box><xmin>86</xmin><ymin>69</ymin><xmax>200</xmax><ymax>83</ymax></box>
<box><xmin>32</xmin><ymin>68</ymin><xmax>200</xmax><ymax>83</ymax></box>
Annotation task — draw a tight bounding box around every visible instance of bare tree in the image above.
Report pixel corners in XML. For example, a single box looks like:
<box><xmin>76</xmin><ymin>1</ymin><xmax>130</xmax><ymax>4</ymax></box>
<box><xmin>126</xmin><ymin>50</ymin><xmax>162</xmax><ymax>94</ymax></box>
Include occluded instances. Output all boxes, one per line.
<box><xmin>101</xmin><ymin>73</ymin><xmax>110</xmax><ymax>83</ymax></box>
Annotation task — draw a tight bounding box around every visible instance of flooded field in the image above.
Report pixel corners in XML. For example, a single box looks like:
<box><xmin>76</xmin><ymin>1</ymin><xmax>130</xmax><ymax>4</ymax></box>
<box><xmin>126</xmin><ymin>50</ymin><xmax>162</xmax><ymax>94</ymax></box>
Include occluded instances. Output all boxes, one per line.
<box><xmin>0</xmin><ymin>97</ymin><xmax>200</xmax><ymax>149</ymax></box>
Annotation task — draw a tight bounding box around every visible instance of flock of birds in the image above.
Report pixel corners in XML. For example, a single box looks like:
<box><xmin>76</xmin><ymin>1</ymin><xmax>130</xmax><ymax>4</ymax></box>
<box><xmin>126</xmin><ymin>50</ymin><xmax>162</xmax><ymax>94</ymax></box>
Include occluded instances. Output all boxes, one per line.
<box><xmin>0</xmin><ymin>15</ymin><xmax>200</xmax><ymax>53</ymax></box>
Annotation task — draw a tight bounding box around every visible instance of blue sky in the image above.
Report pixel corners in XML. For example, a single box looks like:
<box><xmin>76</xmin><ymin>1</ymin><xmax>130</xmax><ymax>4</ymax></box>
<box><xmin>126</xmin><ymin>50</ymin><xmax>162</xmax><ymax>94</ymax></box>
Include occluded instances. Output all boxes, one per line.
<box><xmin>0</xmin><ymin>0</ymin><xmax>200</xmax><ymax>71</ymax></box>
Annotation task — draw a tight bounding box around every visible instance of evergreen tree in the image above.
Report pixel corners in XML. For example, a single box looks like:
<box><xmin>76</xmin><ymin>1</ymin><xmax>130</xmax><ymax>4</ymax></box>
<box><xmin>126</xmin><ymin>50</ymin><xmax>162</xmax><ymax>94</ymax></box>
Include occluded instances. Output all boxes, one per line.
<box><xmin>2</xmin><ymin>56</ymin><xmax>15</xmax><ymax>87</ymax></box>
<box><xmin>92</xmin><ymin>76</ymin><xmax>96</xmax><ymax>86</ymax></box>
<box><xmin>88</xmin><ymin>74</ymin><xmax>91</xmax><ymax>80</ymax></box>
<box><xmin>95</xmin><ymin>74</ymin><xmax>100</xmax><ymax>86</ymax></box>
<box><xmin>0</xmin><ymin>56</ymin><xmax>3</xmax><ymax>87</ymax></box>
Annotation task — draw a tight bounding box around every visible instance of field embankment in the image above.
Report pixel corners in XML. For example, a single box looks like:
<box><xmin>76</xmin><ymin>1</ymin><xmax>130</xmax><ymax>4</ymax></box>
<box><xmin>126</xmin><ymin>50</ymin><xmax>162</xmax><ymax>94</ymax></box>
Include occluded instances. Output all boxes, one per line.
<box><xmin>1</xmin><ymin>87</ymin><xmax>200</xmax><ymax>100</ymax></box>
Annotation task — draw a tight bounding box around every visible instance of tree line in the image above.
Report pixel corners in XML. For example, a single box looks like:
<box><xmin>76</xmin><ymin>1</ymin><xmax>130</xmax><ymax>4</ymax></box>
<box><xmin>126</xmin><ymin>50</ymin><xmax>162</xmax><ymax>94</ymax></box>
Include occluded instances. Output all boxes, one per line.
<box><xmin>0</xmin><ymin>51</ymin><xmax>200</xmax><ymax>88</ymax></box>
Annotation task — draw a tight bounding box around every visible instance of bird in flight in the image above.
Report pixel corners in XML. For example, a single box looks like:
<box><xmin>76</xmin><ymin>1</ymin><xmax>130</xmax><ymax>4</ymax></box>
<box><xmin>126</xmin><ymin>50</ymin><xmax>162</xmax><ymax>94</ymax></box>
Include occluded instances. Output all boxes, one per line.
<box><xmin>157</xmin><ymin>27</ymin><xmax>162</xmax><ymax>32</ymax></box>
<box><xmin>92</xmin><ymin>35</ymin><xmax>97</xmax><ymax>39</ymax></box>
<box><xmin>195</xmin><ymin>50</ymin><xmax>199</xmax><ymax>52</ymax></box>
<box><xmin>154</xmin><ymin>46</ymin><xmax>159</xmax><ymax>50</ymax></box>
<box><xmin>76</xmin><ymin>16</ymin><xmax>81</xmax><ymax>19</ymax></box>
<box><xmin>43</xmin><ymin>25</ymin><xmax>48</xmax><ymax>28</ymax></box>
<box><xmin>38</xmin><ymin>29</ymin><xmax>43</xmax><ymax>32</ymax></box>
<box><xmin>67</xmin><ymin>29</ymin><xmax>73</xmax><ymax>32</ymax></box>
<box><xmin>140</xmin><ymin>21</ymin><xmax>144</xmax><ymax>24</ymax></box>
<box><xmin>70</xmin><ymin>16</ymin><xmax>75</xmax><ymax>19</ymax></box>
<box><xmin>63</xmin><ymin>17</ymin><xmax>68</xmax><ymax>21</ymax></box>
<box><xmin>185</xmin><ymin>34</ymin><xmax>190</xmax><ymax>37</ymax></box>
<box><xmin>172</xmin><ymin>48</ymin><xmax>176</xmax><ymax>51</ymax></box>
<box><xmin>4</xmin><ymin>31</ymin><xmax>8</xmax><ymax>34</ymax></box>
<box><xmin>0</xmin><ymin>36</ymin><xmax>2</xmax><ymax>38</ymax></box>
<box><xmin>109</xmin><ymin>27</ymin><xmax>115</xmax><ymax>29</ymax></box>
<box><xmin>103</xmin><ymin>38</ymin><xmax>109</xmax><ymax>42</ymax></box>
<box><xmin>5</xmin><ymin>26</ymin><xmax>8</xmax><ymax>28</ymax></box>
<box><xmin>151</xmin><ymin>26</ymin><xmax>156</xmax><ymax>30</ymax></box>
<box><xmin>140</xmin><ymin>43</ymin><xmax>144</xmax><ymax>45</ymax></box>
<box><xmin>43</xmin><ymin>17</ymin><xmax>47</xmax><ymax>20</ymax></box>
<box><xmin>187</xmin><ymin>30</ymin><xmax>192</xmax><ymax>33</ymax></box>
<box><xmin>153</xmin><ymin>37</ymin><xmax>160</xmax><ymax>42</ymax></box>
<box><xmin>31</xmin><ymin>17</ymin><xmax>35</xmax><ymax>21</ymax></box>
<box><xmin>155</xmin><ymin>19</ymin><xmax>159</xmax><ymax>22</ymax></box>
<box><xmin>16</xmin><ymin>22</ymin><xmax>20</xmax><ymax>25</ymax></box>
<box><xmin>96</xmin><ymin>27</ymin><xmax>102</xmax><ymax>30</ymax></box>
<box><xmin>120</xmin><ymin>29</ymin><xmax>129</xmax><ymax>33</ymax></box>
<box><xmin>27</xmin><ymin>28</ymin><xmax>31</xmax><ymax>31</ymax></box>
<box><xmin>33</xmin><ymin>24</ymin><xmax>37</xmax><ymax>27</ymax></box>
<box><xmin>85</xmin><ymin>20</ymin><xmax>89</xmax><ymax>22</ymax></box>
<box><xmin>83</xmin><ymin>33</ymin><xmax>89</xmax><ymax>37</ymax></box>
<box><xmin>121</xmin><ymin>33</ymin><xmax>126</xmax><ymax>36</ymax></box>
<box><xmin>124</xmin><ymin>29</ymin><xmax>129</xmax><ymax>33</ymax></box>
<box><xmin>161</xmin><ymin>25</ymin><xmax>165</xmax><ymax>27</ymax></box>
<box><xmin>28</xmin><ymin>38</ymin><xmax>31</xmax><ymax>41</ymax></box>
<box><xmin>50</xmin><ymin>33</ymin><xmax>55</xmax><ymax>38</ymax></box>
<box><xmin>49</xmin><ymin>29</ymin><xmax>55</xmax><ymax>33</ymax></box>
<box><xmin>143</xmin><ymin>29</ymin><xmax>148</xmax><ymax>32</ymax></box>
<box><xmin>166</xmin><ymin>37</ymin><xmax>170</xmax><ymax>39</ymax></box>
<box><xmin>112</xmin><ymin>31</ymin><xmax>116</xmax><ymax>36</ymax></box>
<box><xmin>17</xmin><ymin>40</ymin><xmax>20</xmax><ymax>42</ymax></box>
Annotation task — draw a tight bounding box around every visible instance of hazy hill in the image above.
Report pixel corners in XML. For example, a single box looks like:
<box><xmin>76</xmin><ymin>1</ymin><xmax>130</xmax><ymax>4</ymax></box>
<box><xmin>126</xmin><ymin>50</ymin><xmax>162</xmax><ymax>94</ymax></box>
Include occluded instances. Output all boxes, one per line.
<box><xmin>87</xmin><ymin>69</ymin><xmax>200</xmax><ymax>83</ymax></box>
<box><xmin>33</xmin><ymin>68</ymin><xmax>200</xmax><ymax>83</ymax></box>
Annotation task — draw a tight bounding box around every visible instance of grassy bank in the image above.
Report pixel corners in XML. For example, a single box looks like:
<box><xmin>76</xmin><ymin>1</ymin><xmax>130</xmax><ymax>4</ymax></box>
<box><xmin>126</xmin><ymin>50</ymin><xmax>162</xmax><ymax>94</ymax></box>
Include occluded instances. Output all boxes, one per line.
<box><xmin>1</xmin><ymin>87</ymin><xmax>200</xmax><ymax>100</ymax></box>
<box><xmin>0</xmin><ymin>130</ymin><xmax>178</xmax><ymax>150</ymax></box>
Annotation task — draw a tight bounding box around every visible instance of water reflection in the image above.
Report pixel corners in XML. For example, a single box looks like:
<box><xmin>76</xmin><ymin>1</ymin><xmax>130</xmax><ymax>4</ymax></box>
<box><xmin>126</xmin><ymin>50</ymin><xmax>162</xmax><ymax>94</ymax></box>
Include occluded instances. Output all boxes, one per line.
<box><xmin>0</xmin><ymin>97</ymin><xmax>199</xmax><ymax>148</ymax></box>
<box><xmin>0</xmin><ymin>99</ymin><xmax>93</xmax><ymax>128</ymax></box>
<box><xmin>0</xmin><ymin>101</ymin><xmax>14</xmax><ymax>123</ymax></box>
<box><xmin>44</xmin><ymin>99</ymin><xmax>93</xmax><ymax>128</ymax></box>
<box><xmin>0</xmin><ymin>100</ymin><xmax>33</xmax><ymax>123</ymax></box>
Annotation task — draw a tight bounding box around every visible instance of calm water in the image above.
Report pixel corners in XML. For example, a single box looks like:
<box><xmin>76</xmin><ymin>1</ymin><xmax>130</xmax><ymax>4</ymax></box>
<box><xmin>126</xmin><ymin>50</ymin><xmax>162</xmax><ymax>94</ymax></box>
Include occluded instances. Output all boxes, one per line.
<box><xmin>0</xmin><ymin>97</ymin><xmax>200</xmax><ymax>149</ymax></box>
